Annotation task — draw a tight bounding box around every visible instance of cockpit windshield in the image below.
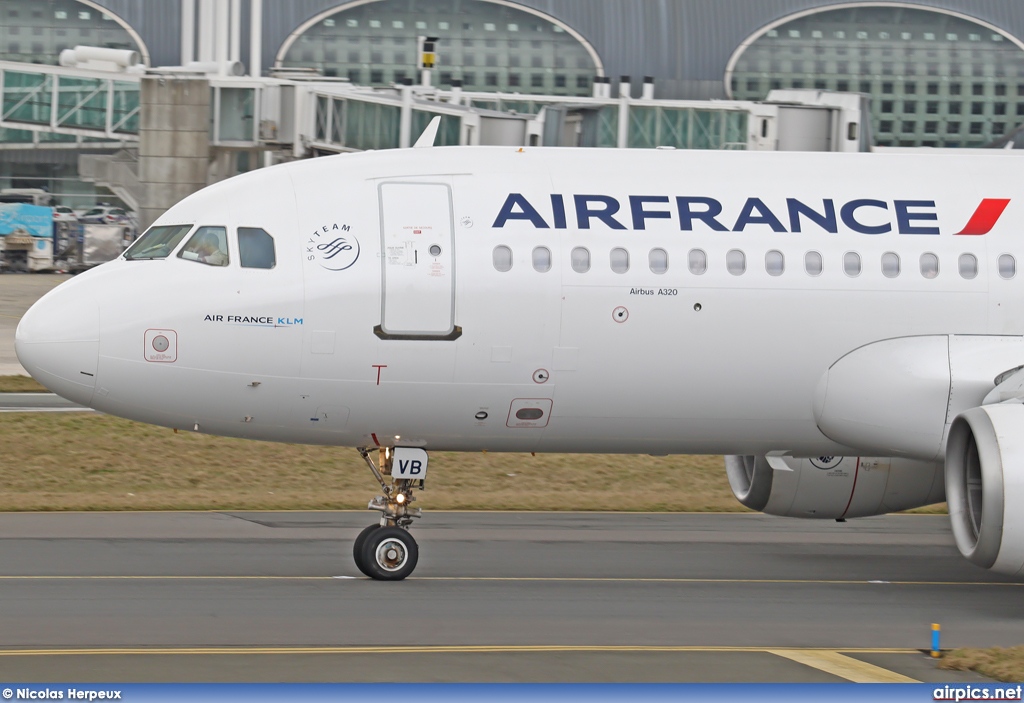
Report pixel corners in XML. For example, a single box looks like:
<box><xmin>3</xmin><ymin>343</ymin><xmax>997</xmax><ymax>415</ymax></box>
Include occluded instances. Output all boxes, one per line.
<box><xmin>178</xmin><ymin>226</ymin><xmax>229</xmax><ymax>266</ymax></box>
<box><xmin>123</xmin><ymin>225</ymin><xmax>193</xmax><ymax>260</ymax></box>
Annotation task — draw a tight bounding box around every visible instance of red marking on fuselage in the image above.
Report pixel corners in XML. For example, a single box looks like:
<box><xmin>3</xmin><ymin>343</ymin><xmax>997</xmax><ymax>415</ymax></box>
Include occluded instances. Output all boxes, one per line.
<box><xmin>956</xmin><ymin>198</ymin><xmax>1010</xmax><ymax>235</ymax></box>
<box><xmin>371</xmin><ymin>433</ymin><xmax>380</xmax><ymax>447</ymax></box>
<box><xmin>372</xmin><ymin>364</ymin><xmax>387</xmax><ymax>385</ymax></box>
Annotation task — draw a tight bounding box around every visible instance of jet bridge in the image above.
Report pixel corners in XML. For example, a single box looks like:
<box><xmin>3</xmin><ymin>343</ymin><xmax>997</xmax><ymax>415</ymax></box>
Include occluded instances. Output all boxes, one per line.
<box><xmin>1</xmin><ymin>57</ymin><xmax>867</xmax><ymax>155</ymax></box>
<box><xmin>0</xmin><ymin>61</ymin><xmax>140</xmax><ymax>146</ymax></box>
<box><xmin>1</xmin><ymin>54</ymin><xmax>869</xmax><ymax>230</ymax></box>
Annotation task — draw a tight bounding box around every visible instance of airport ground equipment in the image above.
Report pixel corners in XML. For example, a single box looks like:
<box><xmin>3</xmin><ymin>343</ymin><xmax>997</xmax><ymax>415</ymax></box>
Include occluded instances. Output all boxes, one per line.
<box><xmin>0</xmin><ymin>232</ymin><xmax>53</xmax><ymax>272</ymax></box>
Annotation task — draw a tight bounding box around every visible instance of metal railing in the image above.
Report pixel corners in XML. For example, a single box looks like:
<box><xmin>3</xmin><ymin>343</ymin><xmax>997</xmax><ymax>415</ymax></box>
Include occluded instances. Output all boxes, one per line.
<box><xmin>78</xmin><ymin>151</ymin><xmax>142</xmax><ymax>211</ymax></box>
<box><xmin>0</xmin><ymin>62</ymin><xmax>141</xmax><ymax>142</ymax></box>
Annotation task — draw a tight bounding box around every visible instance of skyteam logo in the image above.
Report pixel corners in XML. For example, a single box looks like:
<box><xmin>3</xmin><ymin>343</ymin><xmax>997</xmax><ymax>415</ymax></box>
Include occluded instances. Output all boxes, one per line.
<box><xmin>308</xmin><ymin>222</ymin><xmax>360</xmax><ymax>271</ymax></box>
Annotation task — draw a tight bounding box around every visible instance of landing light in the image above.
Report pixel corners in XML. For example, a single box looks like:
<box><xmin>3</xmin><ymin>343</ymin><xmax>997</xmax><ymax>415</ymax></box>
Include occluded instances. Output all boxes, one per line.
<box><xmin>396</xmin><ymin>494</ymin><xmax>406</xmax><ymax>504</ymax></box>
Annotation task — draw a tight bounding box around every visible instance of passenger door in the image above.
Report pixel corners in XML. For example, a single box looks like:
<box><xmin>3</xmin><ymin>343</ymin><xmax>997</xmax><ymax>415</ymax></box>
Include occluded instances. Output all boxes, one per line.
<box><xmin>376</xmin><ymin>181</ymin><xmax>460</xmax><ymax>340</ymax></box>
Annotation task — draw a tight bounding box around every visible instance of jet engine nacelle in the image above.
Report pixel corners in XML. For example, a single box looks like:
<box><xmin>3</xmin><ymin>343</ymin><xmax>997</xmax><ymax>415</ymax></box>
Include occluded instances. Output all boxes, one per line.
<box><xmin>945</xmin><ymin>405</ymin><xmax>1024</xmax><ymax>577</ymax></box>
<box><xmin>814</xmin><ymin>335</ymin><xmax>1024</xmax><ymax>460</ymax></box>
<box><xmin>726</xmin><ymin>454</ymin><xmax>944</xmax><ymax>519</ymax></box>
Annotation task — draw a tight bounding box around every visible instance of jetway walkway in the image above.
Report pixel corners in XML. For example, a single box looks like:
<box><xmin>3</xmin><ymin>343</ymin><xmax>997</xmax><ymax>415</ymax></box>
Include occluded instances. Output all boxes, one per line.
<box><xmin>2</xmin><ymin>59</ymin><xmax>868</xmax><ymax>157</ymax></box>
<box><xmin>2</xmin><ymin>59</ymin><xmax>869</xmax><ymax>231</ymax></box>
<box><xmin>0</xmin><ymin>62</ymin><xmax>140</xmax><ymax>144</ymax></box>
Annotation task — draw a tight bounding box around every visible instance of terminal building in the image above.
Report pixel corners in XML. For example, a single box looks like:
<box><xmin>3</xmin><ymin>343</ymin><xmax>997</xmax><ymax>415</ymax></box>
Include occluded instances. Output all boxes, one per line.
<box><xmin>2</xmin><ymin>0</ymin><xmax>1024</xmax><ymax>224</ymax></box>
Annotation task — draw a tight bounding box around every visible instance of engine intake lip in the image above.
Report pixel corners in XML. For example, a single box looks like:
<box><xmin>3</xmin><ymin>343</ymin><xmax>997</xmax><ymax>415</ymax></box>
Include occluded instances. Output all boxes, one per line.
<box><xmin>946</xmin><ymin>409</ymin><xmax>1005</xmax><ymax>569</ymax></box>
<box><xmin>725</xmin><ymin>455</ymin><xmax>772</xmax><ymax>512</ymax></box>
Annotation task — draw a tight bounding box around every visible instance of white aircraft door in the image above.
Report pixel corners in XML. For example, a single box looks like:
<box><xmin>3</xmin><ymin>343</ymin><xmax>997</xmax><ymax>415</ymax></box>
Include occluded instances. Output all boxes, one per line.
<box><xmin>376</xmin><ymin>181</ymin><xmax>460</xmax><ymax>340</ymax></box>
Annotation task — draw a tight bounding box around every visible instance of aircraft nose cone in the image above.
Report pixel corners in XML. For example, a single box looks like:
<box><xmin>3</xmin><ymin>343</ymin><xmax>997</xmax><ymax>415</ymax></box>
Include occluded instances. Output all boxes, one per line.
<box><xmin>15</xmin><ymin>287</ymin><xmax>99</xmax><ymax>406</ymax></box>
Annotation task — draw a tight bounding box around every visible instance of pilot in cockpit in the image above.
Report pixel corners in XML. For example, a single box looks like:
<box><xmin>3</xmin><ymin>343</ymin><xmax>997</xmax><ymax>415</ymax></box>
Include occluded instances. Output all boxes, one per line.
<box><xmin>180</xmin><ymin>229</ymin><xmax>228</xmax><ymax>266</ymax></box>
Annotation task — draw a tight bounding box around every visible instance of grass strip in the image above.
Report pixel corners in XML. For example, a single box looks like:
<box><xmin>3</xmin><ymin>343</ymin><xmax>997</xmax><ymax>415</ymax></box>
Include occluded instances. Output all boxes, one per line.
<box><xmin>939</xmin><ymin>646</ymin><xmax>1024</xmax><ymax>683</ymax></box>
<box><xmin>0</xmin><ymin>375</ymin><xmax>48</xmax><ymax>393</ymax></box>
<box><xmin>0</xmin><ymin>413</ymin><xmax>742</xmax><ymax>512</ymax></box>
<box><xmin>0</xmin><ymin>406</ymin><xmax>948</xmax><ymax>513</ymax></box>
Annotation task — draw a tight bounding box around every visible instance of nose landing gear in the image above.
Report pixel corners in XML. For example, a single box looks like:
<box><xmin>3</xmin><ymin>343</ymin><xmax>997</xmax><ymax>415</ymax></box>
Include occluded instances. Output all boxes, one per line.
<box><xmin>354</xmin><ymin>447</ymin><xmax>426</xmax><ymax>580</ymax></box>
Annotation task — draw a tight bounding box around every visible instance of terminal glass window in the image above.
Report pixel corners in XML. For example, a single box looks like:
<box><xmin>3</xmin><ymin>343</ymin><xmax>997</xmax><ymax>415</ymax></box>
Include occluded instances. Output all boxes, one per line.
<box><xmin>0</xmin><ymin>0</ymin><xmax>143</xmax><ymax>64</ymax></box>
<box><xmin>279</xmin><ymin>0</ymin><xmax>598</xmax><ymax>95</ymax></box>
<box><xmin>729</xmin><ymin>6</ymin><xmax>1024</xmax><ymax>147</ymax></box>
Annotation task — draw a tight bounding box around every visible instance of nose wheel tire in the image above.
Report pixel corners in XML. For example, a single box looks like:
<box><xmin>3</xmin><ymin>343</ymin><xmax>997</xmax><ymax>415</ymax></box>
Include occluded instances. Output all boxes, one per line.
<box><xmin>360</xmin><ymin>526</ymin><xmax>419</xmax><ymax>581</ymax></box>
<box><xmin>352</xmin><ymin>524</ymin><xmax>381</xmax><ymax>577</ymax></box>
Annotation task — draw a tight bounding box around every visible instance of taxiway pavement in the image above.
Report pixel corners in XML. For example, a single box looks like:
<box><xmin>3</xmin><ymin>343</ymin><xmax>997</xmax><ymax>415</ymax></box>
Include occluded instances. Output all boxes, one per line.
<box><xmin>0</xmin><ymin>393</ymin><xmax>85</xmax><ymax>412</ymax></box>
<box><xmin>0</xmin><ymin>511</ymin><xmax>1013</xmax><ymax>682</ymax></box>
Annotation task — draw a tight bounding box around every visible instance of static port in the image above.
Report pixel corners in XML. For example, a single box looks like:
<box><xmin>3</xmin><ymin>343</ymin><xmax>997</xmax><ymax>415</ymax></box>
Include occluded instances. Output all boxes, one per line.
<box><xmin>475</xmin><ymin>411</ymin><xmax>488</xmax><ymax>420</ymax></box>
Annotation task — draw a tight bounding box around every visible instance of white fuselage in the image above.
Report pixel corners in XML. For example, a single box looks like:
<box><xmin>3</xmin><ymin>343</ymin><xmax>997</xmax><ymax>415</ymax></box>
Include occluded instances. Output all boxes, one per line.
<box><xmin>16</xmin><ymin>147</ymin><xmax>1024</xmax><ymax>457</ymax></box>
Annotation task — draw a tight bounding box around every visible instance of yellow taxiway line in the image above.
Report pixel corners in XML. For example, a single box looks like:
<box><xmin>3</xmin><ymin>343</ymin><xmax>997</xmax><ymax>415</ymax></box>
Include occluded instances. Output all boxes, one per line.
<box><xmin>0</xmin><ymin>645</ymin><xmax>919</xmax><ymax>656</ymax></box>
<box><xmin>770</xmin><ymin>649</ymin><xmax>920</xmax><ymax>683</ymax></box>
<box><xmin>0</xmin><ymin>645</ymin><xmax>925</xmax><ymax>682</ymax></box>
<box><xmin>0</xmin><ymin>642</ymin><xmax>925</xmax><ymax>683</ymax></box>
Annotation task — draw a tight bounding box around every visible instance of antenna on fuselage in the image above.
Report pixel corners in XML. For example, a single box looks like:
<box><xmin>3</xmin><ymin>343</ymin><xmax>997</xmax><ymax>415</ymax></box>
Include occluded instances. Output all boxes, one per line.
<box><xmin>413</xmin><ymin>116</ymin><xmax>441</xmax><ymax>148</ymax></box>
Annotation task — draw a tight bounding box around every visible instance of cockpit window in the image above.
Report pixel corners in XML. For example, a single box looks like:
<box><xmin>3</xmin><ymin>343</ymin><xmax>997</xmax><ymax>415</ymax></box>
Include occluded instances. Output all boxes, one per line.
<box><xmin>178</xmin><ymin>226</ymin><xmax>229</xmax><ymax>267</ymax></box>
<box><xmin>123</xmin><ymin>224</ymin><xmax>193</xmax><ymax>260</ymax></box>
<box><xmin>238</xmin><ymin>227</ymin><xmax>276</xmax><ymax>269</ymax></box>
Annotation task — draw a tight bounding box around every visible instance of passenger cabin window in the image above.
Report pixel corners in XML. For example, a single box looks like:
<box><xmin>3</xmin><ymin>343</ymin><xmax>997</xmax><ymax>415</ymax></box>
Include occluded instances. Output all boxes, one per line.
<box><xmin>123</xmin><ymin>224</ymin><xmax>193</xmax><ymax>260</ymax></box>
<box><xmin>805</xmin><ymin>251</ymin><xmax>823</xmax><ymax>276</ymax></box>
<box><xmin>571</xmin><ymin>247</ymin><xmax>590</xmax><ymax>273</ymax></box>
<box><xmin>532</xmin><ymin>246</ymin><xmax>551</xmax><ymax>272</ymax></box>
<box><xmin>998</xmin><ymin>254</ymin><xmax>1016</xmax><ymax>279</ymax></box>
<box><xmin>688</xmin><ymin>249</ymin><xmax>707</xmax><ymax>275</ymax></box>
<box><xmin>765</xmin><ymin>250</ymin><xmax>784</xmax><ymax>276</ymax></box>
<box><xmin>726</xmin><ymin>249</ymin><xmax>746</xmax><ymax>276</ymax></box>
<box><xmin>493</xmin><ymin>245</ymin><xmax>513</xmax><ymax>272</ymax></box>
<box><xmin>843</xmin><ymin>251</ymin><xmax>862</xmax><ymax>277</ymax></box>
<box><xmin>959</xmin><ymin>253</ymin><xmax>978</xmax><ymax>279</ymax></box>
<box><xmin>649</xmin><ymin>248</ymin><xmax>668</xmax><ymax>274</ymax></box>
<box><xmin>610</xmin><ymin>247</ymin><xmax>629</xmax><ymax>274</ymax></box>
<box><xmin>238</xmin><ymin>227</ymin><xmax>276</xmax><ymax>269</ymax></box>
<box><xmin>178</xmin><ymin>226</ymin><xmax>229</xmax><ymax>266</ymax></box>
<box><xmin>920</xmin><ymin>253</ymin><xmax>939</xmax><ymax>279</ymax></box>
<box><xmin>881</xmin><ymin>252</ymin><xmax>900</xmax><ymax>278</ymax></box>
